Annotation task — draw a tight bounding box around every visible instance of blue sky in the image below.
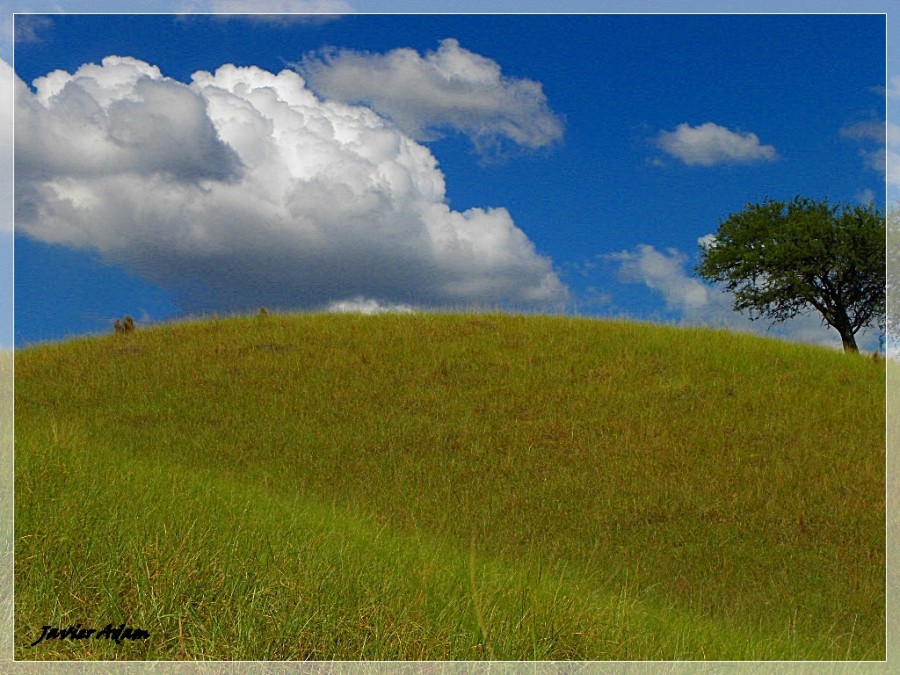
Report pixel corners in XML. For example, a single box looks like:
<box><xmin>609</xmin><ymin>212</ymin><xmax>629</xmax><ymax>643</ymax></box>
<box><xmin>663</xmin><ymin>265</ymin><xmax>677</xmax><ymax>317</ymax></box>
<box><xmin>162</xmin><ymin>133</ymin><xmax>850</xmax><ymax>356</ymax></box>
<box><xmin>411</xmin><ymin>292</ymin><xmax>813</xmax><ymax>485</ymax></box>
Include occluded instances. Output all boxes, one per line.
<box><xmin>4</xmin><ymin>2</ymin><xmax>892</xmax><ymax>350</ymax></box>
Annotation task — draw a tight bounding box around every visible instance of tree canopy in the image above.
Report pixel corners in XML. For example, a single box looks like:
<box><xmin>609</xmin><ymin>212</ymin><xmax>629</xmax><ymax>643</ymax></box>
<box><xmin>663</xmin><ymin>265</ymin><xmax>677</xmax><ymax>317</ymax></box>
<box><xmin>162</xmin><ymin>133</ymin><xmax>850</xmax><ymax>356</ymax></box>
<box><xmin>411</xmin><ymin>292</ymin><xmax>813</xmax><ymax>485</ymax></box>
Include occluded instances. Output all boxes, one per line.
<box><xmin>696</xmin><ymin>197</ymin><xmax>885</xmax><ymax>352</ymax></box>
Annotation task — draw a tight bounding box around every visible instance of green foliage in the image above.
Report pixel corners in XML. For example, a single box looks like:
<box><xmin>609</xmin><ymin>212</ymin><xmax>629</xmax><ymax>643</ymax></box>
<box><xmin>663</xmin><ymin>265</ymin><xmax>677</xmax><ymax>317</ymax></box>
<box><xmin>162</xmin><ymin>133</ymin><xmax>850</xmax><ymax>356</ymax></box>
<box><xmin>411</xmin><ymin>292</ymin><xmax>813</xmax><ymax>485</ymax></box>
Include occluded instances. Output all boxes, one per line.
<box><xmin>697</xmin><ymin>197</ymin><xmax>885</xmax><ymax>351</ymax></box>
<box><xmin>14</xmin><ymin>313</ymin><xmax>885</xmax><ymax>660</ymax></box>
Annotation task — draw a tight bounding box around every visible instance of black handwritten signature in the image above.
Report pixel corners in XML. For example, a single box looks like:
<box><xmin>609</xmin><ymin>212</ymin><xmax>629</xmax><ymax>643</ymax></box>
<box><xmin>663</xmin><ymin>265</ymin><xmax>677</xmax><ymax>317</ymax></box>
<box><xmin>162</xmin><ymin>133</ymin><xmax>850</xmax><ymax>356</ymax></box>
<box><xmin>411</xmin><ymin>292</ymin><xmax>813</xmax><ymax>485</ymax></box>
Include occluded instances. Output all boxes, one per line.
<box><xmin>30</xmin><ymin>623</ymin><xmax>149</xmax><ymax>647</ymax></box>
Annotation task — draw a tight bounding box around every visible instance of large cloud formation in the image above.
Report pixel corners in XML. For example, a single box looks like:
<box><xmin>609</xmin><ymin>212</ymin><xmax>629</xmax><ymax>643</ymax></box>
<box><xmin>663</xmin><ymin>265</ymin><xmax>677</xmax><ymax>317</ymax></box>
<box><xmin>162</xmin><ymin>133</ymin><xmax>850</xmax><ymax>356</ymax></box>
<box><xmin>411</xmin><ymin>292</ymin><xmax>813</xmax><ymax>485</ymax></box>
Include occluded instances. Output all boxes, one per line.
<box><xmin>15</xmin><ymin>55</ymin><xmax>568</xmax><ymax>312</ymax></box>
<box><xmin>298</xmin><ymin>38</ymin><xmax>564</xmax><ymax>152</ymax></box>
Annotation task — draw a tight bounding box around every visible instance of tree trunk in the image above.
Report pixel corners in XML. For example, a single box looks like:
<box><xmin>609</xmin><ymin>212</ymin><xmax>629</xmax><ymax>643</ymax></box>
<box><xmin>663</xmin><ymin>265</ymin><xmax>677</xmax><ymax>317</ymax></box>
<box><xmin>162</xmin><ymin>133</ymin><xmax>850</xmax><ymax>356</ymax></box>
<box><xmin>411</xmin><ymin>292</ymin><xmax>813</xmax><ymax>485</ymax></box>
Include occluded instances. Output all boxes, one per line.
<box><xmin>838</xmin><ymin>326</ymin><xmax>859</xmax><ymax>353</ymax></box>
<box><xmin>829</xmin><ymin>307</ymin><xmax>859</xmax><ymax>353</ymax></box>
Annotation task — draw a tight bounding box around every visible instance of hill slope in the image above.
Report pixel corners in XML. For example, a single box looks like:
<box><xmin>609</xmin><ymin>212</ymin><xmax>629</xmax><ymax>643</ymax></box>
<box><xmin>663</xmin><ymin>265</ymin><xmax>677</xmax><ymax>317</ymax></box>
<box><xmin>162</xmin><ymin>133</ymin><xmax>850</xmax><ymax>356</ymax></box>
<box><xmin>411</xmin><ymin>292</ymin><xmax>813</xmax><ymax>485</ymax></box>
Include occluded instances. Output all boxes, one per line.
<box><xmin>14</xmin><ymin>313</ymin><xmax>885</xmax><ymax>660</ymax></box>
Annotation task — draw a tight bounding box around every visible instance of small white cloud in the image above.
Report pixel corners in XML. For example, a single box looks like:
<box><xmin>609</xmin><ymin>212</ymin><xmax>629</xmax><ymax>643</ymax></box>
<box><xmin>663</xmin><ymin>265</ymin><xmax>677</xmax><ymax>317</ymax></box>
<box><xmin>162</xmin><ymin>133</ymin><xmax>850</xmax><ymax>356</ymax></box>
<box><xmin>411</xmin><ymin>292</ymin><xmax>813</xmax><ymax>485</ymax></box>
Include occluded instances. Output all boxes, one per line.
<box><xmin>697</xmin><ymin>233</ymin><xmax>717</xmax><ymax>249</ymax></box>
<box><xmin>13</xmin><ymin>14</ymin><xmax>53</xmax><ymax>44</ymax></box>
<box><xmin>326</xmin><ymin>297</ymin><xmax>416</xmax><ymax>315</ymax></box>
<box><xmin>840</xmin><ymin>119</ymin><xmax>885</xmax><ymax>143</ymax></box>
<box><xmin>656</xmin><ymin>122</ymin><xmax>777</xmax><ymax>167</ymax></box>
<box><xmin>841</xmin><ymin>119</ymin><xmax>890</xmax><ymax>187</ymax></box>
<box><xmin>856</xmin><ymin>188</ymin><xmax>876</xmax><ymax>205</ymax></box>
<box><xmin>607</xmin><ymin>244</ymin><xmax>709</xmax><ymax>312</ymax></box>
<box><xmin>297</xmin><ymin>38</ymin><xmax>564</xmax><ymax>153</ymax></box>
<box><xmin>863</xmin><ymin>147</ymin><xmax>886</xmax><ymax>174</ymax></box>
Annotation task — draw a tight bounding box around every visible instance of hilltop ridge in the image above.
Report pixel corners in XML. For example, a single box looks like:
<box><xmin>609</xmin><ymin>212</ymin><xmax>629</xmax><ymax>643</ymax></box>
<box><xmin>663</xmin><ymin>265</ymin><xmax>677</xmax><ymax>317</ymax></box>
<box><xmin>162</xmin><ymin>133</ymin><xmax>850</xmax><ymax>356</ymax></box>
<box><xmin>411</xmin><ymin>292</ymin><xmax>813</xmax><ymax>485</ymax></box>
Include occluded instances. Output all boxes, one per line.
<box><xmin>14</xmin><ymin>312</ymin><xmax>885</xmax><ymax>660</ymax></box>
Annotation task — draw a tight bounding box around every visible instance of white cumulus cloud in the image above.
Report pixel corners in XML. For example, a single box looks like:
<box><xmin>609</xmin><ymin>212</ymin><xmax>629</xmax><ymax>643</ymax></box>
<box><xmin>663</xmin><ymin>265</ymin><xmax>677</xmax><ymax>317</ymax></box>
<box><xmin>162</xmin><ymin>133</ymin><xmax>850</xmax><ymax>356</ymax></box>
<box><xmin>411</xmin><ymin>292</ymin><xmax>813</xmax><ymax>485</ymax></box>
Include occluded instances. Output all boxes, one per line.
<box><xmin>297</xmin><ymin>38</ymin><xmax>564</xmax><ymax>153</ymax></box>
<box><xmin>609</xmin><ymin>244</ymin><xmax>710</xmax><ymax>312</ymax></box>
<box><xmin>604</xmin><ymin>242</ymin><xmax>879</xmax><ymax>351</ymax></box>
<box><xmin>14</xmin><ymin>56</ymin><xmax>568</xmax><ymax>313</ymax></box>
<box><xmin>327</xmin><ymin>297</ymin><xmax>416</xmax><ymax>315</ymax></box>
<box><xmin>16</xmin><ymin>56</ymin><xmax>242</xmax><ymax>184</ymax></box>
<box><xmin>840</xmin><ymin>119</ymin><xmax>887</xmax><ymax>177</ymax></box>
<box><xmin>656</xmin><ymin>122</ymin><xmax>777</xmax><ymax>167</ymax></box>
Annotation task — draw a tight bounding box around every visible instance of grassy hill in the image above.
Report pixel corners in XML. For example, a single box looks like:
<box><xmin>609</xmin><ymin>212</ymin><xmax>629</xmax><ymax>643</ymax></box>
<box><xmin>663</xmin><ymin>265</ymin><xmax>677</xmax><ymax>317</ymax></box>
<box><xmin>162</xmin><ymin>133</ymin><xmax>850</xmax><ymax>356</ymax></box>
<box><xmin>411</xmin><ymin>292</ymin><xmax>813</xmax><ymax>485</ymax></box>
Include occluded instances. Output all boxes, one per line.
<box><xmin>13</xmin><ymin>312</ymin><xmax>885</xmax><ymax>660</ymax></box>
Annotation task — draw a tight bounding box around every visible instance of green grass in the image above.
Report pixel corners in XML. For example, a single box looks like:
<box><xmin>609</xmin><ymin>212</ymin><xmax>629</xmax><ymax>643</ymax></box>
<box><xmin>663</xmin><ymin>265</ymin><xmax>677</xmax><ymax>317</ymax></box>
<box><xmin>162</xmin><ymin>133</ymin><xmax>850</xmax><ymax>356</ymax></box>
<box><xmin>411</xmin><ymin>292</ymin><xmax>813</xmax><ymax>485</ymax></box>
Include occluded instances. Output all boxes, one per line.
<box><xmin>14</xmin><ymin>312</ymin><xmax>885</xmax><ymax>660</ymax></box>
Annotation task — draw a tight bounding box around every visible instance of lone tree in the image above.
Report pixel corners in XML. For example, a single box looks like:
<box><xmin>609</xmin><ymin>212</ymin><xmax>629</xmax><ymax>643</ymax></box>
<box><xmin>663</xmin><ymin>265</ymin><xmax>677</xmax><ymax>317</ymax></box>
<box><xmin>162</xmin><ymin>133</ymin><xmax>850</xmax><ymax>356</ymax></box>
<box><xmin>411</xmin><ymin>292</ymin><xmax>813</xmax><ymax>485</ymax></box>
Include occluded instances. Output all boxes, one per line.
<box><xmin>696</xmin><ymin>197</ymin><xmax>885</xmax><ymax>353</ymax></box>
